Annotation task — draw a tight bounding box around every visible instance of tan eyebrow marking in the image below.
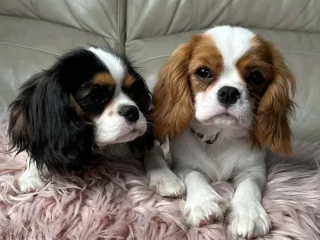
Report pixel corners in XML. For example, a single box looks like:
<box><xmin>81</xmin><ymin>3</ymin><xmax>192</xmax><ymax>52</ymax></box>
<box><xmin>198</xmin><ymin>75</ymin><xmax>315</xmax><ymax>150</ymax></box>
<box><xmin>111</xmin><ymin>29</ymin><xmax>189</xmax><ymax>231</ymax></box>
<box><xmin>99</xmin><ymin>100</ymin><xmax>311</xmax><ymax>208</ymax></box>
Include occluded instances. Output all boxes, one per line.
<box><xmin>189</xmin><ymin>34</ymin><xmax>223</xmax><ymax>93</ymax></box>
<box><xmin>122</xmin><ymin>74</ymin><xmax>135</xmax><ymax>88</ymax></box>
<box><xmin>92</xmin><ymin>72</ymin><xmax>116</xmax><ymax>86</ymax></box>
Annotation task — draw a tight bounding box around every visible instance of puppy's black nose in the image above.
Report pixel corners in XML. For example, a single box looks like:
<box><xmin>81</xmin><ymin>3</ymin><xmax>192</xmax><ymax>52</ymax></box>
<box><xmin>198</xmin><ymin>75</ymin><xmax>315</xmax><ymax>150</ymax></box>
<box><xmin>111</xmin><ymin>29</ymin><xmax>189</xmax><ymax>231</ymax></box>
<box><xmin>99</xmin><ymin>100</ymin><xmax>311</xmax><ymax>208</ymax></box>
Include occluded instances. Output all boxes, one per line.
<box><xmin>118</xmin><ymin>105</ymin><xmax>139</xmax><ymax>123</ymax></box>
<box><xmin>217</xmin><ymin>86</ymin><xmax>240</xmax><ymax>107</ymax></box>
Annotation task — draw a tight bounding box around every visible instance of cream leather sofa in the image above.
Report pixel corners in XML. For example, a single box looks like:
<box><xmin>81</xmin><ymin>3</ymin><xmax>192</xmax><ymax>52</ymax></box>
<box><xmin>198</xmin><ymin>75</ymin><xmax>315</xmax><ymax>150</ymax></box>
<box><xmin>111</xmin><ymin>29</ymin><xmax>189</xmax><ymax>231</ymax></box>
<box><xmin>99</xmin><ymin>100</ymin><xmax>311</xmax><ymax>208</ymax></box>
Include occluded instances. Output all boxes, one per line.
<box><xmin>1</xmin><ymin>0</ymin><xmax>319</xmax><ymax>142</ymax></box>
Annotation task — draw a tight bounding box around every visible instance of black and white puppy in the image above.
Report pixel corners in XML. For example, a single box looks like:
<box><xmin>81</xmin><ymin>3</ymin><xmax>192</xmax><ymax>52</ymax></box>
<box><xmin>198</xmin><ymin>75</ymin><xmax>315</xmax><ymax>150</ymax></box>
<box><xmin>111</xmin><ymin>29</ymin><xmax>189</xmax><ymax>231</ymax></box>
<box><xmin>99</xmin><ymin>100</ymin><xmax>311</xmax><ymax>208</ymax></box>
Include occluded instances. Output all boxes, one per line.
<box><xmin>8</xmin><ymin>47</ymin><xmax>153</xmax><ymax>192</ymax></box>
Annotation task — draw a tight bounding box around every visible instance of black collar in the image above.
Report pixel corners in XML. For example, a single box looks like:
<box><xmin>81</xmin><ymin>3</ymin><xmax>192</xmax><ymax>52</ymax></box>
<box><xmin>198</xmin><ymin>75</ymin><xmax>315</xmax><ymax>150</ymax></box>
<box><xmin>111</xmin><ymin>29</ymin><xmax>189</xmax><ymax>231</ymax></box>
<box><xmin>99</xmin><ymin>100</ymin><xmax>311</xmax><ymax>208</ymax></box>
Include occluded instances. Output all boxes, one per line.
<box><xmin>190</xmin><ymin>127</ymin><xmax>220</xmax><ymax>144</ymax></box>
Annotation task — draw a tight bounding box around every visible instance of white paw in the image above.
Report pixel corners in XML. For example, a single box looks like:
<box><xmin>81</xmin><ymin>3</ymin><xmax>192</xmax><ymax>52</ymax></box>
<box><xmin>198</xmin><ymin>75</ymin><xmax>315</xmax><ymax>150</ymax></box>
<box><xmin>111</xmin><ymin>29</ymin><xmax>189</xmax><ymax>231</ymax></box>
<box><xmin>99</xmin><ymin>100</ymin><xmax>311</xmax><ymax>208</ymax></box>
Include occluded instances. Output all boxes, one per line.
<box><xmin>184</xmin><ymin>192</ymin><xmax>229</xmax><ymax>227</ymax></box>
<box><xmin>18</xmin><ymin>171</ymin><xmax>45</xmax><ymax>192</ymax></box>
<box><xmin>148</xmin><ymin>168</ymin><xmax>185</xmax><ymax>197</ymax></box>
<box><xmin>227</xmin><ymin>200</ymin><xmax>271</xmax><ymax>239</ymax></box>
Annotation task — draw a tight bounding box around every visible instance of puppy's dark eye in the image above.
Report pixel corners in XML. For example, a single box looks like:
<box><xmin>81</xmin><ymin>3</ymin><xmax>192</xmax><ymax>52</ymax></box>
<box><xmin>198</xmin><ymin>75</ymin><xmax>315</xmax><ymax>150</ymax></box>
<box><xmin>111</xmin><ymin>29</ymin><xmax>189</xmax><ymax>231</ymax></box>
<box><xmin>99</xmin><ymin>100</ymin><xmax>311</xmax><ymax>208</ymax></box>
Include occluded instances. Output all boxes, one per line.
<box><xmin>195</xmin><ymin>67</ymin><xmax>213</xmax><ymax>81</ymax></box>
<box><xmin>246</xmin><ymin>71</ymin><xmax>264</xmax><ymax>85</ymax></box>
<box><xmin>124</xmin><ymin>80</ymin><xmax>151</xmax><ymax>113</ymax></box>
<box><xmin>88</xmin><ymin>89</ymin><xmax>110</xmax><ymax>103</ymax></box>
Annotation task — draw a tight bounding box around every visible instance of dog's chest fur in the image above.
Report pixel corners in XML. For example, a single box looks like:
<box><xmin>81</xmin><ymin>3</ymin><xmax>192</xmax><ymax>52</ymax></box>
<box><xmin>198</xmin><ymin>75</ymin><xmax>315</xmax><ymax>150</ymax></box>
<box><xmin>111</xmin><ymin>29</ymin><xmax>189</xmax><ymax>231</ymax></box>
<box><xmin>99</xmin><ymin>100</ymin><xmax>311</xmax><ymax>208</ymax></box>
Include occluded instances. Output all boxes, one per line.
<box><xmin>170</xmin><ymin>128</ymin><xmax>264</xmax><ymax>182</ymax></box>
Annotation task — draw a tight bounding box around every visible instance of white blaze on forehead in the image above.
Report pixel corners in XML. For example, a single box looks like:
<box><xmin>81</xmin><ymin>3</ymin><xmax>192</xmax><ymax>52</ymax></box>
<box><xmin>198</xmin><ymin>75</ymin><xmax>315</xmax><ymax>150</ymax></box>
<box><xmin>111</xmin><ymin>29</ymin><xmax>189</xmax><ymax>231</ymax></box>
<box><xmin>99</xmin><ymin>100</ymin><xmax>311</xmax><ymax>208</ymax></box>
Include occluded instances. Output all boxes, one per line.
<box><xmin>205</xmin><ymin>26</ymin><xmax>255</xmax><ymax>66</ymax></box>
<box><xmin>88</xmin><ymin>47</ymin><xmax>126</xmax><ymax>83</ymax></box>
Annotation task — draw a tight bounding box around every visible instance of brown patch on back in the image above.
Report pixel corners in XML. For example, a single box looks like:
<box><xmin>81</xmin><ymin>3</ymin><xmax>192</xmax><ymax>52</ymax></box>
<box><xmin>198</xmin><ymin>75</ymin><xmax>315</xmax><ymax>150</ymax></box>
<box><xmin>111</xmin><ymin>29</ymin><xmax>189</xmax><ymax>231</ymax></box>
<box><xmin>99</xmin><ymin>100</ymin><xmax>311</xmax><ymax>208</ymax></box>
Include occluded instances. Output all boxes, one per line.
<box><xmin>122</xmin><ymin>74</ymin><xmax>135</xmax><ymax>88</ymax></box>
<box><xmin>92</xmin><ymin>72</ymin><xmax>115</xmax><ymax>86</ymax></box>
<box><xmin>189</xmin><ymin>35</ymin><xmax>223</xmax><ymax>93</ymax></box>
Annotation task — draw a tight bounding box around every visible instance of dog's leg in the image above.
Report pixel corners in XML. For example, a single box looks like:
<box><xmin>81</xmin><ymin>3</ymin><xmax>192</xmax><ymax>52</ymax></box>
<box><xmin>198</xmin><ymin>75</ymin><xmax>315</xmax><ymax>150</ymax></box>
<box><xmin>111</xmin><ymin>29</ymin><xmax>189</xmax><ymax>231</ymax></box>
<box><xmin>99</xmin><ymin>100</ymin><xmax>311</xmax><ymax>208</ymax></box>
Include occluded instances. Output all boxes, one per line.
<box><xmin>227</xmin><ymin>165</ymin><xmax>271</xmax><ymax>239</ymax></box>
<box><xmin>177</xmin><ymin>169</ymin><xmax>229</xmax><ymax>226</ymax></box>
<box><xmin>144</xmin><ymin>145</ymin><xmax>185</xmax><ymax>197</ymax></box>
<box><xmin>18</xmin><ymin>158</ymin><xmax>46</xmax><ymax>192</ymax></box>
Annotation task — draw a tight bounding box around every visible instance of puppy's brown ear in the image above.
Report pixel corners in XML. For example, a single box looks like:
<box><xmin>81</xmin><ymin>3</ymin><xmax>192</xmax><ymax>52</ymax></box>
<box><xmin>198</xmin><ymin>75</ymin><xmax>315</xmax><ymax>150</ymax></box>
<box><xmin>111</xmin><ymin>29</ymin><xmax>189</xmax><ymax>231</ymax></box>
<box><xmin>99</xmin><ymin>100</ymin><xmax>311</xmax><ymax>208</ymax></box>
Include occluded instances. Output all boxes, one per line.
<box><xmin>254</xmin><ymin>42</ymin><xmax>296</xmax><ymax>155</ymax></box>
<box><xmin>153</xmin><ymin>41</ymin><xmax>195</xmax><ymax>143</ymax></box>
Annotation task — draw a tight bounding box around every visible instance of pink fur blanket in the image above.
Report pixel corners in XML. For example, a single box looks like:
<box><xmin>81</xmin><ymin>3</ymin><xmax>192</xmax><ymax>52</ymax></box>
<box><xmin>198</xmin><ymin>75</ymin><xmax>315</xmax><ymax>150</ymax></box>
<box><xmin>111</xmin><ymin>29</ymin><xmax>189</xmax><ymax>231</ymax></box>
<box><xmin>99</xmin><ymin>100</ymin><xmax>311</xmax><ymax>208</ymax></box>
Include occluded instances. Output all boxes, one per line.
<box><xmin>1</xmin><ymin>114</ymin><xmax>320</xmax><ymax>240</ymax></box>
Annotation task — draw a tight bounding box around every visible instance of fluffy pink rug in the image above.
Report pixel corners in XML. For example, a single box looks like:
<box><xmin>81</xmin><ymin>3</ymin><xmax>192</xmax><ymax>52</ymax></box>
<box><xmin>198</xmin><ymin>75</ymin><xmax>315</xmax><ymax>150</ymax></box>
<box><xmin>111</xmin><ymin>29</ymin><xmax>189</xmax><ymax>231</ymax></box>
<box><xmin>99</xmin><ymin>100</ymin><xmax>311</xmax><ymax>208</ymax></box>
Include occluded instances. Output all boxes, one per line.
<box><xmin>1</xmin><ymin>114</ymin><xmax>320</xmax><ymax>240</ymax></box>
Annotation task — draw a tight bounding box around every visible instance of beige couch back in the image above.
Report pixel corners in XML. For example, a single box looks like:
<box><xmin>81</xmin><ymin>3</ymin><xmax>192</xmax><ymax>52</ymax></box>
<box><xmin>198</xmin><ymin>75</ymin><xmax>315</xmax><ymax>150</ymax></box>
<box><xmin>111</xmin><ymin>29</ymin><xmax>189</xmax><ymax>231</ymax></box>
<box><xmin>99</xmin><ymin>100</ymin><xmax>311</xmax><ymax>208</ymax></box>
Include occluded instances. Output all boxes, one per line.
<box><xmin>0</xmin><ymin>0</ymin><xmax>320</xmax><ymax>142</ymax></box>
<box><xmin>127</xmin><ymin>0</ymin><xmax>320</xmax><ymax>42</ymax></box>
<box><xmin>0</xmin><ymin>0</ymin><xmax>126</xmax><ymax>51</ymax></box>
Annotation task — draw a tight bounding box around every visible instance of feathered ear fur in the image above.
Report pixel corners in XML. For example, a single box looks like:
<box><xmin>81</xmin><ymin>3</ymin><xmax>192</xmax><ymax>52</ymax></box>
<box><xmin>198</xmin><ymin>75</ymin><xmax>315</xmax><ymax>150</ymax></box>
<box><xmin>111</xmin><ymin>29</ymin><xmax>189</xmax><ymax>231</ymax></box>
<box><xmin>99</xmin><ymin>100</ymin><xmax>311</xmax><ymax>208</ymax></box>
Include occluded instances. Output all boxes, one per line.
<box><xmin>254</xmin><ymin>42</ymin><xmax>296</xmax><ymax>155</ymax></box>
<box><xmin>153</xmin><ymin>42</ymin><xmax>194</xmax><ymax>143</ymax></box>
<box><xmin>8</xmin><ymin>70</ymin><xmax>95</xmax><ymax>174</ymax></box>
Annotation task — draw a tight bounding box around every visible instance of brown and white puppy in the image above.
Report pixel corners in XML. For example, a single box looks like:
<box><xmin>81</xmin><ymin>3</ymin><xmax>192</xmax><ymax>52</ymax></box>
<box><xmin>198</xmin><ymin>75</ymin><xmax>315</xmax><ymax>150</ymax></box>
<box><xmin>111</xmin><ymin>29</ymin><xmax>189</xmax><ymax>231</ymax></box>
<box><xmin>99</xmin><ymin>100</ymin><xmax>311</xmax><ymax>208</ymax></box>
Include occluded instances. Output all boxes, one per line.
<box><xmin>145</xmin><ymin>26</ymin><xmax>295</xmax><ymax>238</ymax></box>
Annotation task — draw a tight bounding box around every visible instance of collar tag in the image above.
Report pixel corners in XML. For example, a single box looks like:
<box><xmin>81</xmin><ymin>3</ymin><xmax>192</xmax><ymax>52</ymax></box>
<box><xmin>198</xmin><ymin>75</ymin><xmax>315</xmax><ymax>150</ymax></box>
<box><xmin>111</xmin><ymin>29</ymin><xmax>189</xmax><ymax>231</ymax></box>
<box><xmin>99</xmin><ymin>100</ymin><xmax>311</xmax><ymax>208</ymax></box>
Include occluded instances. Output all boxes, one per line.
<box><xmin>190</xmin><ymin>128</ymin><xmax>220</xmax><ymax>144</ymax></box>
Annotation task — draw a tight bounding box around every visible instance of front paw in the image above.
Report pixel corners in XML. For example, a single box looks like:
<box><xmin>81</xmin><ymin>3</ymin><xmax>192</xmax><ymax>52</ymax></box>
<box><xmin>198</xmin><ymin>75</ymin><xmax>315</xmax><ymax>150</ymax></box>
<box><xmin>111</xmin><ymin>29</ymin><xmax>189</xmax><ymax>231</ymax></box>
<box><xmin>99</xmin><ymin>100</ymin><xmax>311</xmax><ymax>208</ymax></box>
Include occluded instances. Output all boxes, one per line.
<box><xmin>148</xmin><ymin>168</ymin><xmax>185</xmax><ymax>197</ymax></box>
<box><xmin>184</xmin><ymin>193</ymin><xmax>229</xmax><ymax>227</ymax></box>
<box><xmin>18</xmin><ymin>173</ymin><xmax>45</xmax><ymax>192</ymax></box>
<box><xmin>226</xmin><ymin>200</ymin><xmax>270</xmax><ymax>239</ymax></box>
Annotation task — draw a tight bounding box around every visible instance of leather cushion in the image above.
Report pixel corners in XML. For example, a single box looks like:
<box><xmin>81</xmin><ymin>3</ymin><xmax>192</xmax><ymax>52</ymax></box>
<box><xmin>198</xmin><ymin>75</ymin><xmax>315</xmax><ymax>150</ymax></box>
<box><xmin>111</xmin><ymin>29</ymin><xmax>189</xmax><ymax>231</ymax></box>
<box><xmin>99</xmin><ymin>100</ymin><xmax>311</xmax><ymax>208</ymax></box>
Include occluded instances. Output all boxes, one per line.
<box><xmin>0</xmin><ymin>0</ymin><xmax>126</xmax><ymax>49</ymax></box>
<box><xmin>127</xmin><ymin>0</ymin><xmax>320</xmax><ymax>41</ymax></box>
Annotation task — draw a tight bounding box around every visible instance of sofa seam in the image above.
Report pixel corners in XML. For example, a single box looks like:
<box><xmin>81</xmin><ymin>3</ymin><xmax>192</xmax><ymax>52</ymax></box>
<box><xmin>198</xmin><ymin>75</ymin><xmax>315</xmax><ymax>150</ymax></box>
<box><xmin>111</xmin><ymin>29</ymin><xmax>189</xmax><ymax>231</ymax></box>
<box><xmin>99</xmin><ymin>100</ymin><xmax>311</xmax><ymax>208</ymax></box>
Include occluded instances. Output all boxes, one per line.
<box><xmin>0</xmin><ymin>42</ymin><xmax>62</xmax><ymax>56</ymax></box>
<box><xmin>135</xmin><ymin>55</ymin><xmax>171</xmax><ymax>65</ymax></box>
<box><xmin>282</xmin><ymin>51</ymin><xmax>320</xmax><ymax>57</ymax></box>
<box><xmin>118</xmin><ymin>0</ymin><xmax>123</xmax><ymax>53</ymax></box>
<box><xmin>126</xmin><ymin>24</ymin><xmax>320</xmax><ymax>47</ymax></box>
<box><xmin>133</xmin><ymin>50</ymin><xmax>320</xmax><ymax>65</ymax></box>
<box><xmin>38</xmin><ymin>0</ymin><xmax>43</xmax><ymax>18</ymax></box>
<box><xmin>193</xmin><ymin>0</ymin><xmax>198</xmax><ymax>30</ymax></box>
<box><xmin>0</xmin><ymin>14</ymin><xmax>116</xmax><ymax>42</ymax></box>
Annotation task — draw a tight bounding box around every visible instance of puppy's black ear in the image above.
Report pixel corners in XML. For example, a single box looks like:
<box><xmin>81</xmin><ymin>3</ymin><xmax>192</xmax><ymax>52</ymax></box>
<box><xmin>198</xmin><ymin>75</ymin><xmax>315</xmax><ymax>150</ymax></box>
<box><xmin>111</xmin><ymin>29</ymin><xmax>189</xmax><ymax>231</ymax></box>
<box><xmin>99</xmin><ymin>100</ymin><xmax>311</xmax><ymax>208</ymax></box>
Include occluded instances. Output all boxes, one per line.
<box><xmin>8</xmin><ymin>66</ymin><xmax>95</xmax><ymax>174</ymax></box>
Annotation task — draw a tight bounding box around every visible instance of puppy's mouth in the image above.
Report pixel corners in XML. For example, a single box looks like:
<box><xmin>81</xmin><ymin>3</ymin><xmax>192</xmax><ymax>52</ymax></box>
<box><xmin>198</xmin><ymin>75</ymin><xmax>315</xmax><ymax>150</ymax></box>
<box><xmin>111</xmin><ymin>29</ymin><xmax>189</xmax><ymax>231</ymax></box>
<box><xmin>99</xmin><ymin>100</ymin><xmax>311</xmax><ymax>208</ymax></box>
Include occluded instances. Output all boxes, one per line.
<box><xmin>115</xmin><ymin>125</ymin><xmax>146</xmax><ymax>141</ymax></box>
<box><xmin>96</xmin><ymin>125</ymin><xmax>146</xmax><ymax>147</ymax></box>
<box><xmin>128</xmin><ymin>127</ymin><xmax>145</xmax><ymax>135</ymax></box>
<box><xmin>202</xmin><ymin>112</ymin><xmax>238</xmax><ymax>124</ymax></box>
<box><xmin>214</xmin><ymin>113</ymin><xmax>237</xmax><ymax>120</ymax></box>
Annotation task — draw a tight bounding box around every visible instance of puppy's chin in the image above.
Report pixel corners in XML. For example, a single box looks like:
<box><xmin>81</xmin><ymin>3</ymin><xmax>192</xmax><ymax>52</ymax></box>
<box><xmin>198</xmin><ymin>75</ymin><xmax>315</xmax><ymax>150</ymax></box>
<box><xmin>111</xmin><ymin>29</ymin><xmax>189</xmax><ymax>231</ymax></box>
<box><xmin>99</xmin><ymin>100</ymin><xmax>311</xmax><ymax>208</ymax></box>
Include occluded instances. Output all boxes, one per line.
<box><xmin>96</xmin><ymin>125</ymin><xmax>147</xmax><ymax>147</ymax></box>
<box><xmin>196</xmin><ymin>113</ymin><xmax>252</xmax><ymax>130</ymax></box>
<box><xmin>114</xmin><ymin>128</ymin><xmax>146</xmax><ymax>144</ymax></box>
<box><xmin>207</xmin><ymin>114</ymin><xmax>238</xmax><ymax>126</ymax></box>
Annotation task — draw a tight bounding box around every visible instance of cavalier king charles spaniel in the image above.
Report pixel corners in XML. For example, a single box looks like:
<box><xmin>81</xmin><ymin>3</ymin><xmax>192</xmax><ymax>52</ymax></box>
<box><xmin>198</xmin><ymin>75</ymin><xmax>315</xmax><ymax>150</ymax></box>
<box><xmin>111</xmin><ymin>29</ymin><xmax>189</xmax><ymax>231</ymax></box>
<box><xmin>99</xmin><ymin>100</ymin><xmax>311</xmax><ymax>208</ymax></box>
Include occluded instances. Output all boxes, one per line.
<box><xmin>9</xmin><ymin>47</ymin><xmax>153</xmax><ymax>192</ymax></box>
<box><xmin>145</xmin><ymin>26</ymin><xmax>295</xmax><ymax>238</ymax></box>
